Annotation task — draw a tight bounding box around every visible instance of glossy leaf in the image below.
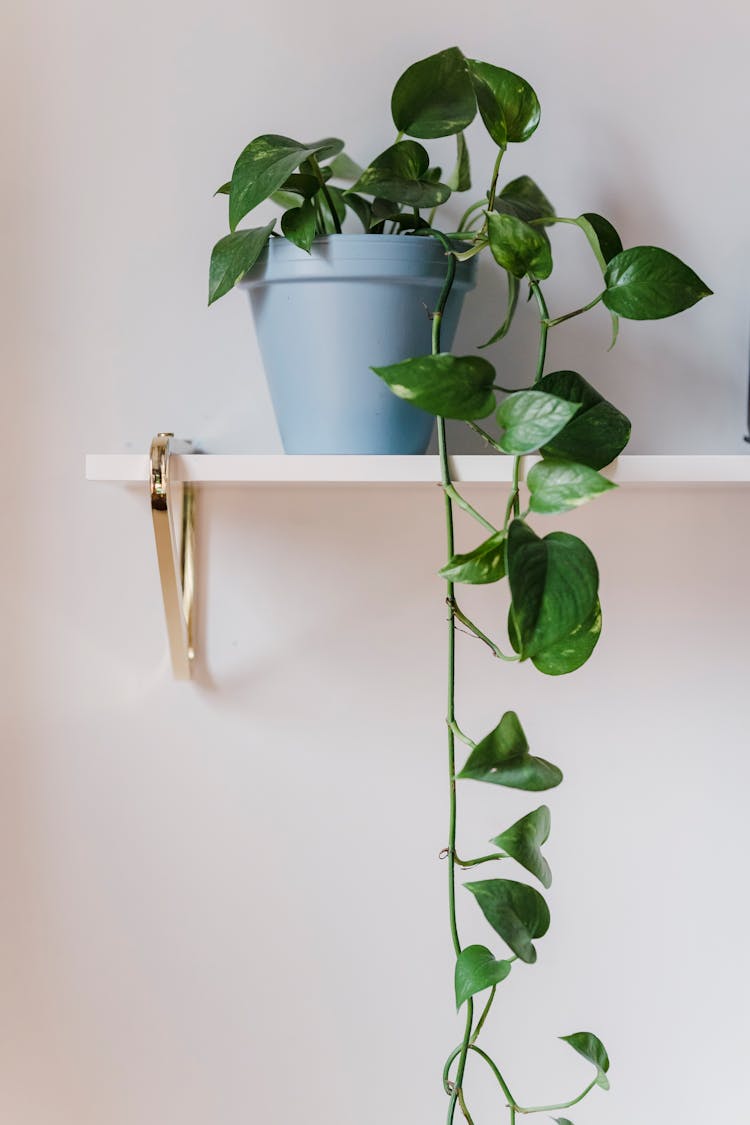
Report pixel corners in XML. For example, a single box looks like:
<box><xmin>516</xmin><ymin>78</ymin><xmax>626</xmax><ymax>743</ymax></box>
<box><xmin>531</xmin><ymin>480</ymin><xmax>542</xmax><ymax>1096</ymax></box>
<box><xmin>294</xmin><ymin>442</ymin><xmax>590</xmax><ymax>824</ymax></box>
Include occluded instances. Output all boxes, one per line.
<box><xmin>454</xmin><ymin>945</ymin><xmax>512</xmax><ymax>1009</ymax></box>
<box><xmin>537</xmin><ymin>370</ymin><xmax>631</xmax><ymax>469</ymax></box>
<box><xmin>271</xmin><ymin>189</ymin><xmax>304</xmax><ymax>211</ymax></box>
<box><xmin>495</xmin><ymin>176</ymin><xmax>555</xmax><ymax>226</ymax></box>
<box><xmin>280</xmin><ymin>173</ymin><xmax>321</xmax><ymax>199</ymax></box>
<box><xmin>496</xmin><ymin>391</ymin><xmax>580</xmax><ymax>454</ymax></box>
<box><xmin>507</xmin><ymin>520</ymin><xmax>599</xmax><ymax>660</ymax></box>
<box><xmin>492</xmin><ymin>806</ymin><xmax>551</xmax><ymax>888</ymax></box>
<box><xmin>527</xmin><ymin>459</ymin><xmax>615</xmax><ymax>514</ymax></box>
<box><xmin>488</xmin><ymin>213</ymin><xmax>552</xmax><ymax>280</ymax></box>
<box><xmin>439</xmin><ymin>531</ymin><xmax>507</xmax><ymax>584</ymax></box>
<box><xmin>352</xmin><ymin>140</ymin><xmax>451</xmax><ymax>209</ymax></box>
<box><xmin>280</xmin><ymin>200</ymin><xmax>316</xmax><ymax>252</ymax></box>
<box><xmin>208</xmin><ymin>222</ymin><xmax>274</xmax><ymax>305</ymax></box>
<box><xmin>603</xmin><ymin>246</ymin><xmax>712</xmax><ymax>320</ymax></box>
<box><xmin>214</xmin><ymin>181</ymin><xmax>231</xmax><ymax>196</ymax></box>
<box><xmin>391</xmin><ymin>47</ymin><xmax>476</xmax><ymax>139</ymax></box>
<box><xmin>304</xmin><ymin>137</ymin><xmax>345</xmax><ymax>162</ymax></box>
<box><xmin>465</xmin><ymin>879</ymin><xmax>550</xmax><ymax>963</ymax></box>
<box><xmin>479</xmin><ymin>272</ymin><xmax>520</xmax><ymax>348</ymax></box>
<box><xmin>372</xmin><ymin>354</ymin><xmax>496</xmax><ymax>420</ymax></box>
<box><xmin>446</xmin><ymin>132</ymin><xmax>471</xmax><ymax>192</ymax></box>
<box><xmin>529</xmin><ymin>598</ymin><xmax>602</xmax><ymax>676</ymax></box>
<box><xmin>458</xmin><ymin>711</ymin><xmax>563</xmax><ymax>791</ymax></box>
<box><xmin>229</xmin><ymin>135</ymin><xmax>321</xmax><ymax>231</ymax></box>
<box><xmin>327</xmin><ymin>152</ymin><xmax>363</xmax><ymax>181</ymax></box>
<box><xmin>560</xmin><ymin>1032</ymin><xmax>611</xmax><ymax>1090</ymax></box>
<box><xmin>469</xmin><ymin>61</ymin><xmax>540</xmax><ymax>147</ymax></box>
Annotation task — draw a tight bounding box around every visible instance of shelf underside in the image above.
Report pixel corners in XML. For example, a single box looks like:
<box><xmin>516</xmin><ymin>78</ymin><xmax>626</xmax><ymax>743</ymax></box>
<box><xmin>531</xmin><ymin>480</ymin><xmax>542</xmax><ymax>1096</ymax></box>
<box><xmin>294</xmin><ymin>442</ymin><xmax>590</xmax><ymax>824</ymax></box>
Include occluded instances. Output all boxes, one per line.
<box><xmin>85</xmin><ymin>453</ymin><xmax>750</xmax><ymax>485</ymax></box>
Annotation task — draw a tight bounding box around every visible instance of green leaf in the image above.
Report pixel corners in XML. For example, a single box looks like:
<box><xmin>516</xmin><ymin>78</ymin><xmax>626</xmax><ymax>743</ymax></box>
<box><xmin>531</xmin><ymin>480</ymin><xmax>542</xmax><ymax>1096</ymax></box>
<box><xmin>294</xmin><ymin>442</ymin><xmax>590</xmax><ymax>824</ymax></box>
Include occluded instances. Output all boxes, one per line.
<box><xmin>552</xmin><ymin>1119</ymin><xmax>575</xmax><ymax>1124</ymax></box>
<box><xmin>279</xmin><ymin>173</ymin><xmax>321</xmax><ymax>199</ymax></box>
<box><xmin>372</xmin><ymin>354</ymin><xmax>496</xmax><ymax>421</ymax></box>
<box><xmin>529</xmin><ymin>598</ymin><xmax>602</xmax><ymax>676</ymax></box>
<box><xmin>507</xmin><ymin>520</ymin><xmax>599</xmax><ymax>660</ymax></box>
<box><xmin>455</xmin><ymin>945</ymin><xmax>512</xmax><ymax>1009</ymax></box>
<box><xmin>439</xmin><ymin>531</ymin><xmax>506</xmax><ymax>584</ymax></box>
<box><xmin>496</xmin><ymin>176</ymin><xmax>555</xmax><ymax>225</ymax></box>
<box><xmin>326</xmin><ymin>185</ymin><xmax>348</xmax><ymax>230</ymax></box>
<box><xmin>537</xmin><ymin>370</ymin><xmax>631</xmax><ymax>469</ymax></box>
<box><xmin>304</xmin><ymin>137</ymin><xmax>345</xmax><ymax>162</ymax></box>
<box><xmin>469</xmin><ymin>61</ymin><xmax>540</xmax><ymax>147</ymax></box>
<box><xmin>458</xmin><ymin>711</ymin><xmax>563</xmax><ymax>791</ymax></box>
<box><xmin>479</xmin><ymin>272</ymin><xmax>520</xmax><ymax>348</ymax></box>
<box><xmin>229</xmin><ymin>135</ymin><xmax>325</xmax><ymax>231</ymax></box>
<box><xmin>496</xmin><ymin>391</ymin><xmax>580</xmax><ymax>454</ymax></box>
<box><xmin>560</xmin><ymin>1032</ymin><xmax>611</xmax><ymax>1091</ymax></box>
<box><xmin>270</xmin><ymin>190</ymin><xmax>304</xmax><ymax>211</ymax></box>
<box><xmin>603</xmin><ymin>246</ymin><xmax>712</xmax><ymax>320</ymax></box>
<box><xmin>352</xmin><ymin>140</ymin><xmax>452</xmax><ymax>209</ymax></box>
<box><xmin>327</xmin><ymin>152</ymin><xmax>364</xmax><ymax>181</ymax></box>
<box><xmin>492</xmin><ymin>806</ymin><xmax>552</xmax><ymax>888</ymax></box>
<box><xmin>527</xmin><ymin>459</ymin><xmax>615</xmax><ymax>514</ymax></box>
<box><xmin>465</xmin><ymin>879</ymin><xmax>550</xmax><ymax>963</ymax></box>
<box><xmin>488</xmin><ymin>213</ymin><xmax>552</xmax><ymax>280</ymax></box>
<box><xmin>446</xmin><ymin>132</ymin><xmax>471</xmax><ymax>192</ymax></box>
<box><xmin>208</xmin><ymin>222</ymin><xmax>274</xmax><ymax>305</ymax></box>
<box><xmin>214</xmin><ymin>181</ymin><xmax>231</xmax><ymax>196</ymax></box>
<box><xmin>343</xmin><ymin>191</ymin><xmax>372</xmax><ymax>231</ymax></box>
<box><xmin>280</xmin><ymin>200</ymin><xmax>316</xmax><ymax>253</ymax></box>
<box><xmin>391</xmin><ymin>47</ymin><xmax>476</xmax><ymax>139</ymax></box>
<box><xmin>577</xmin><ymin>213</ymin><xmax>622</xmax><ymax>269</ymax></box>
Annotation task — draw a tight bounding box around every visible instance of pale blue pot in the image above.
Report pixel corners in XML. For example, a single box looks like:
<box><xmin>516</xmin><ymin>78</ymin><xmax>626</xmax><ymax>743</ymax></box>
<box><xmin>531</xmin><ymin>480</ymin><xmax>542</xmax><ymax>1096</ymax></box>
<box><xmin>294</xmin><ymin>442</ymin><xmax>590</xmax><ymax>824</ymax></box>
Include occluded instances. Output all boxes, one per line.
<box><xmin>241</xmin><ymin>234</ymin><xmax>477</xmax><ymax>454</ymax></box>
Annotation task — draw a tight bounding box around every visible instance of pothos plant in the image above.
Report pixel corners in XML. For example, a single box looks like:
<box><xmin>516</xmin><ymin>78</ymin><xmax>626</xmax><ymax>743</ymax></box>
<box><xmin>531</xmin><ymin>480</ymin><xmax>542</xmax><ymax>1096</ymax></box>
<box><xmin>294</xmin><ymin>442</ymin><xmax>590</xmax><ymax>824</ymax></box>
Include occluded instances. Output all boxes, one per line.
<box><xmin>209</xmin><ymin>46</ymin><xmax>712</xmax><ymax>1125</ymax></box>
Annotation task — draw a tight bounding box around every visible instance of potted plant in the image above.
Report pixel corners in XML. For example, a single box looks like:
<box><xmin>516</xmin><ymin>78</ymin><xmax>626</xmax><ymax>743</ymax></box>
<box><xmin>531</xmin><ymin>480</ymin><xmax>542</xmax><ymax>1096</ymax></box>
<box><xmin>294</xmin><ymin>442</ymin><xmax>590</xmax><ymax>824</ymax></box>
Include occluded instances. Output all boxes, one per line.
<box><xmin>211</xmin><ymin>47</ymin><xmax>711</xmax><ymax>1120</ymax></box>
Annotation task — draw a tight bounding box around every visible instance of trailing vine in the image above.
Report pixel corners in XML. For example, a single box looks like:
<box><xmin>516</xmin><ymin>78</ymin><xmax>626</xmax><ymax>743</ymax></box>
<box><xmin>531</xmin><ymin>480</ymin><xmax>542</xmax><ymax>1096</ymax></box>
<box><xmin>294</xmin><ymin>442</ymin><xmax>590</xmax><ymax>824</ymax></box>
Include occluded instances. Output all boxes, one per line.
<box><xmin>210</xmin><ymin>45</ymin><xmax>712</xmax><ymax>1123</ymax></box>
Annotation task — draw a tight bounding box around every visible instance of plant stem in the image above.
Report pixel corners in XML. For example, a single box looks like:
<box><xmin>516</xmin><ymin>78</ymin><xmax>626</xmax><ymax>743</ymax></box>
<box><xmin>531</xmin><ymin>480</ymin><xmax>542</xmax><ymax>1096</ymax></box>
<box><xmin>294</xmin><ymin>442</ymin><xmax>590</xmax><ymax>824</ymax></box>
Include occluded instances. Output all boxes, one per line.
<box><xmin>503</xmin><ymin>456</ymin><xmax>522</xmax><ymax>527</ymax></box>
<box><xmin>529</xmin><ymin>282</ymin><xmax>549</xmax><ymax>385</ymax></box>
<box><xmin>455</xmin><ymin>852</ymin><xmax>506</xmax><ymax>868</ymax></box>
<box><xmin>486</xmin><ymin>148</ymin><xmax>506</xmax><ymax>214</ymax></box>
<box><xmin>449</xmin><ymin>599</ymin><xmax>519</xmax><ymax>661</ymax></box>
<box><xmin>443</xmin><ymin>484</ymin><xmax>498</xmax><ymax>533</ymax></box>
<box><xmin>466</xmin><ymin>422</ymin><xmax>505</xmax><ymax>452</ymax></box>
<box><xmin>308</xmin><ymin>154</ymin><xmax>342</xmax><ymax>234</ymax></box>
<box><xmin>448</xmin><ymin>720</ymin><xmax>475</xmax><ymax>748</ymax></box>
<box><xmin>545</xmin><ymin>293</ymin><xmax>603</xmax><ymax>327</ymax></box>
<box><xmin>444</xmin><ymin>1044</ymin><xmax>518</xmax><ymax>1110</ymax></box>
<box><xmin>457</xmin><ymin>199</ymin><xmax>487</xmax><ymax>232</ymax></box>
<box><xmin>470</xmin><ymin>986</ymin><xmax>496</xmax><ymax>1043</ymax></box>
<box><xmin>514</xmin><ymin>1077</ymin><xmax>598</xmax><ymax>1115</ymax></box>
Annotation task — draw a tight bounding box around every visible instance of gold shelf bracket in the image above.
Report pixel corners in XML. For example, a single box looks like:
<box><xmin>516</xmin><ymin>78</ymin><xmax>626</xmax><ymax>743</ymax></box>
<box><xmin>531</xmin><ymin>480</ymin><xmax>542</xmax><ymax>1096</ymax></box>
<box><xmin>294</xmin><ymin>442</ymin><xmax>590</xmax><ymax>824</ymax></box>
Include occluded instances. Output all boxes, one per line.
<box><xmin>149</xmin><ymin>433</ymin><xmax>196</xmax><ymax>680</ymax></box>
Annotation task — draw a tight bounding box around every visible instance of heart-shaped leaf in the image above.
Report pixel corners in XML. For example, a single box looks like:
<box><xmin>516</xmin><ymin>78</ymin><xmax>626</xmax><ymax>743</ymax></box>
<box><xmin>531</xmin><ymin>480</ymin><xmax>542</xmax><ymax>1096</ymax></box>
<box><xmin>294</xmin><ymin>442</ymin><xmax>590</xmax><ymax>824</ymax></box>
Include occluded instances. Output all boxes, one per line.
<box><xmin>458</xmin><ymin>711</ymin><xmax>562</xmax><ymax>791</ymax></box>
<box><xmin>603</xmin><ymin>246</ymin><xmax>712</xmax><ymax>320</ymax></box>
<box><xmin>560</xmin><ymin>1032</ymin><xmax>611</xmax><ymax>1090</ymax></box>
<box><xmin>454</xmin><ymin>945</ymin><xmax>512</xmax><ymax>1009</ymax></box>
<box><xmin>492</xmin><ymin>806</ymin><xmax>551</xmax><ymax>888</ymax></box>
<box><xmin>488</xmin><ymin>213</ymin><xmax>552</xmax><ymax>280</ymax></box>
<box><xmin>327</xmin><ymin>152</ymin><xmax>363</xmax><ymax>181</ymax></box>
<box><xmin>537</xmin><ymin>370</ymin><xmax>631</xmax><ymax>470</ymax></box>
<box><xmin>507</xmin><ymin>520</ymin><xmax>599</xmax><ymax>660</ymax></box>
<box><xmin>527</xmin><ymin>459</ymin><xmax>615</xmax><ymax>514</ymax></box>
<box><xmin>495</xmin><ymin>176</ymin><xmax>555</xmax><ymax>225</ymax></box>
<box><xmin>468</xmin><ymin>61</ymin><xmax>540</xmax><ymax>147</ymax></box>
<box><xmin>208</xmin><ymin>222</ymin><xmax>275</xmax><ymax>305</ymax></box>
<box><xmin>526</xmin><ymin>598</ymin><xmax>602</xmax><ymax>676</ymax></box>
<box><xmin>465</xmin><ymin>879</ymin><xmax>550</xmax><ymax>963</ymax></box>
<box><xmin>391</xmin><ymin>47</ymin><xmax>477</xmax><ymax>139</ymax></box>
<box><xmin>352</xmin><ymin>140</ymin><xmax>451</xmax><ymax>209</ymax></box>
<box><xmin>229</xmin><ymin>135</ymin><xmax>325</xmax><ymax>231</ymax></box>
<box><xmin>280</xmin><ymin>200</ymin><xmax>317</xmax><ymax>252</ymax></box>
<box><xmin>372</xmin><ymin>354</ymin><xmax>496</xmax><ymax>421</ymax></box>
<box><xmin>496</xmin><ymin>391</ymin><xmax>580</xmax><ymax>454</ymax></box>
<box><xmin>439</xmin><ymin>531</ymin><xmax>507</xmax><ymax>584</ymax></box>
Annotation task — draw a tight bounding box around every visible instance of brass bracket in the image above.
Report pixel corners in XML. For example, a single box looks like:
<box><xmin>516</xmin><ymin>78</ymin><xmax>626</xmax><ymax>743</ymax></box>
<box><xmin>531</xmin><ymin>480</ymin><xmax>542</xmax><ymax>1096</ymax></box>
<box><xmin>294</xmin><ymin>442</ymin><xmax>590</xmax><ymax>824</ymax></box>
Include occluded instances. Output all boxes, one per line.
<box><xmin>149</xmin><ymin>433</ymin><xmax>196</xmax><ymax>680</ymax></box>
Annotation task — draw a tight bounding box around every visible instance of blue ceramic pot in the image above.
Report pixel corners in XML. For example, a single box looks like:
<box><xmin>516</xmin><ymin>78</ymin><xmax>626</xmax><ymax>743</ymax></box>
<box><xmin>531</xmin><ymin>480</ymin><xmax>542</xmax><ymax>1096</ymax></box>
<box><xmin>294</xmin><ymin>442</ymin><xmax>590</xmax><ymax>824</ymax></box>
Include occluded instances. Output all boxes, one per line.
<box><xmin>241</xmin><ymin>234</ymin><xmax>477</xmax><ymax>454</ymax></box>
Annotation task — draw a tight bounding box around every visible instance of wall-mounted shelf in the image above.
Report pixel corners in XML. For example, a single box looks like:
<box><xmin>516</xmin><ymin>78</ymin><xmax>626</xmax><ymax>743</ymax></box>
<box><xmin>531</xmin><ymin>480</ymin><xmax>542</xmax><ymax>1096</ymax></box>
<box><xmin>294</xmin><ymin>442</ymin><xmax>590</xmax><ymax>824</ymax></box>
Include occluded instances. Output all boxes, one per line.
<box><xmin>87</xmin><ymin>445</ymin><xmax>750</xmax><ymax>682</ymax></box>
<box><xmin>86</xmin><ymin>453</ymin><xmax>750</xmax><ymax>485</ymax></box>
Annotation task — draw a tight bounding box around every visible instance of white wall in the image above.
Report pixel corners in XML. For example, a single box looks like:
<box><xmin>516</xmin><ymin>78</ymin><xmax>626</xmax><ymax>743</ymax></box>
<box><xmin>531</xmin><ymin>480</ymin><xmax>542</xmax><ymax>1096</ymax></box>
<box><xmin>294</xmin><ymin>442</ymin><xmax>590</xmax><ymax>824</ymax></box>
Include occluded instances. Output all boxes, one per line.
<box><xmin>2</xmin><ymin>1</ymin><xmax>749</xmax><ymax>1122</ymax></box>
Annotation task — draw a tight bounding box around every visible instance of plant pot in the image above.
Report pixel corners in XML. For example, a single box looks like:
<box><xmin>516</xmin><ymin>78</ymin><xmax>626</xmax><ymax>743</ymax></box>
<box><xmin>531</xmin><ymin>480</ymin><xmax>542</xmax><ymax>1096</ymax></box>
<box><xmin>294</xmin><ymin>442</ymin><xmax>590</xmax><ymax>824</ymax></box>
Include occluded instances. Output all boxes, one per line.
<box><xmin>241</xmin><ymin>234</ymin><xmax>477</xmax><ymax>454</ymax></box>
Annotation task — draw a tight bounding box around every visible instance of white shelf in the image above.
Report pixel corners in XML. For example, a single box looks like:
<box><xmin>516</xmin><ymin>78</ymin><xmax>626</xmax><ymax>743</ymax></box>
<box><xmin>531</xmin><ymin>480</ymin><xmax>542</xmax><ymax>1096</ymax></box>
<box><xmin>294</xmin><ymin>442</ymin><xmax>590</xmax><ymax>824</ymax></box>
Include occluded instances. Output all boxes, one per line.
<box><xmin>86</xmin><ymin>453</ymin><xmax>750</xmax><ymax>485</ymax></box>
